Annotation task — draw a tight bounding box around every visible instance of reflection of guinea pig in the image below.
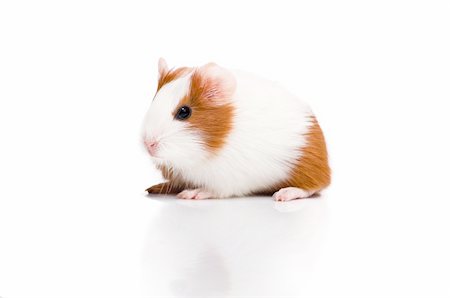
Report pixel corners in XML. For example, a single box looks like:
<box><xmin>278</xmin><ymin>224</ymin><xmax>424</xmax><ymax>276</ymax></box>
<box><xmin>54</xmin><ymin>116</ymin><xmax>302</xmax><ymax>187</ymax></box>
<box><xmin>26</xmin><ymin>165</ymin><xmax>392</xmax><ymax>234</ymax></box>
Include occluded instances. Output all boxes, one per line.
<box><xmin>142</xmin><ymin>198</ymin><xmax>328</xmax><ymax>296</ymax></box>
<box><xmin>142</xmin><ymin>58</ymin><xmax>330</xmax><ymax>201</ymax></box>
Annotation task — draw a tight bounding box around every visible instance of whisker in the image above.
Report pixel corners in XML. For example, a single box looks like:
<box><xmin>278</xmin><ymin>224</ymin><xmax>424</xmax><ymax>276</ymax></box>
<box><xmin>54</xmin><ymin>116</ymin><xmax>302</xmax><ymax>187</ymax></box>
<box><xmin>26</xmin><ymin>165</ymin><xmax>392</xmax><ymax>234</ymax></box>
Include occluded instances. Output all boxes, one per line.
<box><xmin>167</xmin><ymin>182</ymin><xmax>172</xmax><ymax>195</ymax></box>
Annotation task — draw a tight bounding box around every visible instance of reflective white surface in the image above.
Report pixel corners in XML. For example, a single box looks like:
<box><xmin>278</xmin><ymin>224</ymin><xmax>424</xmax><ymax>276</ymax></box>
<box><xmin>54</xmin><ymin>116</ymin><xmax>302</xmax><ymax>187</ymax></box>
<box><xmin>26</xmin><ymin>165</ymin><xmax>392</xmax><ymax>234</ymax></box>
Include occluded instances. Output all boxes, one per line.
<box><xmin>1</xmin><ymin>185</ymin><xmax>449</xmax><ymax>297</ymax></box>
<box><xmin>142</xmin><ymin>197</ymin><xmax>328</xmax><ymax>297</ymax></box>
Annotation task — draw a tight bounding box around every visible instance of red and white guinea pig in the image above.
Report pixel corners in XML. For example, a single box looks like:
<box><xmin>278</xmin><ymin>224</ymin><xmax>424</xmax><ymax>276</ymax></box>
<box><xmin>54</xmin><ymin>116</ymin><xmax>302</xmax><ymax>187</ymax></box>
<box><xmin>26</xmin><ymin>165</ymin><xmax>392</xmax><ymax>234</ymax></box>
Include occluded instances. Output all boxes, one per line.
<box><xmin>142</xmin><ymin>58</ymin><xmax>330</xmax><ymax>201</ymax></box>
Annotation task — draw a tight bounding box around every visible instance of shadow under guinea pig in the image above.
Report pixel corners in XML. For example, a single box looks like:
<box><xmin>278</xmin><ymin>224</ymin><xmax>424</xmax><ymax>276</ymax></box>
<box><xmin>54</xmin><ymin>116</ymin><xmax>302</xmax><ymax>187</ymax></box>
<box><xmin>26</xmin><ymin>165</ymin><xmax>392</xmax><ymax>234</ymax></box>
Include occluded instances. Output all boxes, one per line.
<box><xmin>142</xmin><ymin>196</ymin><xmax>329</xmax><ymax>297</ymax></box>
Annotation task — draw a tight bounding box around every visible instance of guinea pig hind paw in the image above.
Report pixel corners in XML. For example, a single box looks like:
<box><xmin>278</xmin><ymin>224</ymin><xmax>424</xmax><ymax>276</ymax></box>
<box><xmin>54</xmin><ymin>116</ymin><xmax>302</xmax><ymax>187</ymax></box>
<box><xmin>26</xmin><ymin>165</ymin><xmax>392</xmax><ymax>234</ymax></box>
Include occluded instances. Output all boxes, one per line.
<box><xmin>273</xmin><ymin>187</ymin><xmax>314</xmax><ymax>202</ymax></box>
<box><xmin>177</xmin><ymin>189</ymin><xmax>213</xmax><ymax>200</ymax></box>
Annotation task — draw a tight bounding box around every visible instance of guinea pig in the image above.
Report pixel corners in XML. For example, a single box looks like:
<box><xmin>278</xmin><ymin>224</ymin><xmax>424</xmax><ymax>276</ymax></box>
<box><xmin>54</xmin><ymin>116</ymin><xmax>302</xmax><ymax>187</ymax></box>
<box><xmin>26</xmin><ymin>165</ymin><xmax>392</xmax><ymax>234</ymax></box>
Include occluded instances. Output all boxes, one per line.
<box><xmin>142</xmin><ymin>58</ymin><xmax>330</xmax><ymax>201</ymax></box>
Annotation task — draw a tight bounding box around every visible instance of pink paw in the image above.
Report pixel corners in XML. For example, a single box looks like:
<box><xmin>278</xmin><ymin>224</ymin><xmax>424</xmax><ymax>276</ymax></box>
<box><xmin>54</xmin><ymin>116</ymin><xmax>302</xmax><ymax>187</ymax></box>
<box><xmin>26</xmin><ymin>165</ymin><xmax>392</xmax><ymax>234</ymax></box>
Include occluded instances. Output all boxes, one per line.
<box><xmin>177</xmin><ymin>189</ymin><xmax>213</xmax><ymax>200</ymax></box>
<box><xmin>273</xmin><ymin>187</ymin><xmax>313</xmax><ymax>202</ymax></box>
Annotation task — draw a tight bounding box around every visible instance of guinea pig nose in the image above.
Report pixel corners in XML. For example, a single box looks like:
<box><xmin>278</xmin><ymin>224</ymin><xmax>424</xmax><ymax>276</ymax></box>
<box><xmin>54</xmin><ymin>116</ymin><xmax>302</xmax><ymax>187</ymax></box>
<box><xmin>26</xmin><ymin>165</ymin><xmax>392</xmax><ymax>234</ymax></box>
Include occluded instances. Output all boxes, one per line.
<box><xmin>144</xmin><ymin>139</ymin><xmax>159</xmax><ymax>156</ymax></box>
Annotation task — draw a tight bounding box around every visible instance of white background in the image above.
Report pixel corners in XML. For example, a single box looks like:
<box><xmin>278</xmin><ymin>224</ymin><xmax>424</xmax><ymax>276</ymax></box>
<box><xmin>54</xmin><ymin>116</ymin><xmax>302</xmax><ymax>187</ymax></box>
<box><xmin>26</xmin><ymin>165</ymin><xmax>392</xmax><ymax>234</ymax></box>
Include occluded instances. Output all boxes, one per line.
<box><xmin>1</xmin><ymin>0</ymin><xmax>449</xmax><ymax>297</ymax></box>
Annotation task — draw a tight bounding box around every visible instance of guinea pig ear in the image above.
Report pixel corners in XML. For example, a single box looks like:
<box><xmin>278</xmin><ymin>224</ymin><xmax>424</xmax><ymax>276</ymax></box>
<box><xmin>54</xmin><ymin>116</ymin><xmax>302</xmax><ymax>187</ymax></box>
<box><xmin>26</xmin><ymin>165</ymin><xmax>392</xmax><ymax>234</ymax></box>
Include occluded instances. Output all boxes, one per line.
<box><xmin>158</xmin><ymin>57</ymin><xmax>168</xmax><ymax>78</ymax></box>
<box><xmin>193</xmin><ymin>63</ymin><xmax>236</xmax><ymax>105</ymax></box>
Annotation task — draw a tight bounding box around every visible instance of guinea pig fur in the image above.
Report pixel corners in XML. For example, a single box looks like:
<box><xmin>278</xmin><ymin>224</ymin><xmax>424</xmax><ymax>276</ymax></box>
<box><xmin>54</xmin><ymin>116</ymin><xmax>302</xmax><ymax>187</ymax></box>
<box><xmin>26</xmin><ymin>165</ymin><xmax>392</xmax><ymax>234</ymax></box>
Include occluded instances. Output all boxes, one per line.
<box><xmin>142</xmin><ymin>58</ymin><xmax>330</xmax><ymax>201</ymax></box>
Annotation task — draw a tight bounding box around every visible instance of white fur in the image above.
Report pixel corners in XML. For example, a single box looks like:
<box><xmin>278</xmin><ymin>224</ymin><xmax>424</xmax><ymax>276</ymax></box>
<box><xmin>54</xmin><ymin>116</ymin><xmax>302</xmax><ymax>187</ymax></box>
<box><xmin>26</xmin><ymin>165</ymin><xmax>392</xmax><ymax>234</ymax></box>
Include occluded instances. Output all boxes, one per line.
<box><xmin>142</xmin><ymin>67</ymin><xmax>314</xmax><ymax>198</ymax></box>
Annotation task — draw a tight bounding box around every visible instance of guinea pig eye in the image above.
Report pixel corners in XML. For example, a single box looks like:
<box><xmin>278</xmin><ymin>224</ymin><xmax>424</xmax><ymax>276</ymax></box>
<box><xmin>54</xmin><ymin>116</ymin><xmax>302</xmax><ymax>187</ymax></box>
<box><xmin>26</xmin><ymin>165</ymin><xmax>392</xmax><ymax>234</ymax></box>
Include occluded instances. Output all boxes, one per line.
<box><xmin>175</xmin><ymin>105</ymin><xmax>192</xmax><ymax>120</ymax></box>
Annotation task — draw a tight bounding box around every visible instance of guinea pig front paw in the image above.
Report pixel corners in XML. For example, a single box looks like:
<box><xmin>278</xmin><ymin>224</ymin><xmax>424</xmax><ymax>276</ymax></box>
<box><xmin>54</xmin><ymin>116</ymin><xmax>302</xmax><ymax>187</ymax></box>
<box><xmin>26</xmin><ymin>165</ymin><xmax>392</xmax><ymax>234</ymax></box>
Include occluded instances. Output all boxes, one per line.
<box><xmin>176</xmin><ymin>189</ymin><xmax>213</xmax><ymax>200</ymax></box>
<box><xmin>273</xmin><ymin>187</ymin><xmax>314</xmax><ymax>202</ymax></box>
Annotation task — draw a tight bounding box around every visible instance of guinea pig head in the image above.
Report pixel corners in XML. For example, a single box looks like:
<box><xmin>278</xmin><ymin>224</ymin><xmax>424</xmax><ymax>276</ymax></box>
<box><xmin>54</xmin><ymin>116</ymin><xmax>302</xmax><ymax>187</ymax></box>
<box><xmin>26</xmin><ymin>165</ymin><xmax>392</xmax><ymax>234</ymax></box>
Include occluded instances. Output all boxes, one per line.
<box><xmin>142</xmin><ymin>59</ymin><xmax>236</xmax><ymax>168</ymax></box>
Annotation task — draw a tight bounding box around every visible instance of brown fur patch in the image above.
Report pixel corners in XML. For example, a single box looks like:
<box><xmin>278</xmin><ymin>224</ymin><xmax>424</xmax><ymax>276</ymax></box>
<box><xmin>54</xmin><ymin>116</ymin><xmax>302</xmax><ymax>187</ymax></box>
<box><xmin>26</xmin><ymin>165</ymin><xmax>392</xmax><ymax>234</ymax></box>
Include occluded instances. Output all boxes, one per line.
<box><xmin>146</xmin><ymin>182</ymin><xmax>184</xmax><ymax>194</ymax></box>
<box><xmin>147</xmin><ymin>164</ymin><xmax>190</xmax><ymax>194</ymax></box>
<box><xmin>269</xmin><ymin>117</ymin><xmax>331</xmax><ymax>194</ymax></box>
<box><xmin>157</xmin><ymin>67</ymin><xmax>192</xmax><ymax>91</ymax></box>
<box><xmin>174</xmin><ymin>68</ymin><xmax>235</xmax><ymax>152</ymax></box>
